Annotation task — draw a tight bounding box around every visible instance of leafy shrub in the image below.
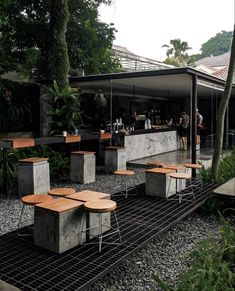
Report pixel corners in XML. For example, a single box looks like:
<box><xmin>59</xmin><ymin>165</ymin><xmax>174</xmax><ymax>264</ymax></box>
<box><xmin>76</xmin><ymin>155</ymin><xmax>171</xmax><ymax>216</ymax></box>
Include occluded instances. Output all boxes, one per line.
<box><xmin>152</xmin><ymin>217</ymin><xmax>235</xmax><ymax>291</ymax></box>
<box><xmin>47</xmin><ymin>81</ymin><xmax>82</xmax><ymax>135</ymax></box>
<box><xmin>200</xmin><ymin>147</ymin><xmax>235</xmax><ymax>184</ymax></box>
<box><xmin>0</xmin><ymin>145</ymin><xmax>69</xmax><ymax>191</ymax></box>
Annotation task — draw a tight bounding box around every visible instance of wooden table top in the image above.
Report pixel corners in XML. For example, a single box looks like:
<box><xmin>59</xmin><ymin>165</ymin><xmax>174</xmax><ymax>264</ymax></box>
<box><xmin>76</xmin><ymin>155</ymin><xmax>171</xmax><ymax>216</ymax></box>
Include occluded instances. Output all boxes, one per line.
<box><xmin>146</xmin><ymin>168</ymin><xmax>175</xmax><ymax>174</ymax></box>
<box><xmin>36</xmin><ymin>198</ymin><xmax>83</xmax><ymax>213</ymax></box>
<box><xmin>71</xmin><ymin>151</ymin><xmax>96</xmax><ymax>155</ymax></box>
<box><xmin>3</xmin><ymin>138</ymin><xmax>35</xmax><ymax>149</ymax></box>
<box><xmin>22</xmin><ymin>194</ymin><xmax>53</xmax><ymax>205</ymax></box>
<box><xmin>113</xmin><ymin>170</ymin><xmax>135</xmax><ymax>176</ymax></box>
<box><xmin>84</xmin><ymin>199</ymin><xmax>117</xmax><ymax>213</ymax></box>
<box><xmin>66</xmin><ymin>190</ymin><xmax>110</xmax><ymax>202</ymax></box>
<box><xmin>169</xmin><ymin>173</ymin><xmax>191</xmax><ymax>179</ymax></box>
<box><xmin>184</xmin><ymin>163</ymin><xmax>202</xmax><ymax>169</ymax></box>
<box><xmin>162</xmin><ymin>164</ymin><xmax>184</xmax><ymax>171</ymax></box>
<box><xmin>19</xmin><ymin>157</ymin><xmax>49</xmax><ymax>164</ymax></box>
<box><xmin>48</xmin><ymin>188</ymin><xmax>76</xmax><ymax>197</ymax></box>
<box><xmin>146</xmin><ymin>161</ymin><xmax>163</xmax><ymax>166</ymax></box>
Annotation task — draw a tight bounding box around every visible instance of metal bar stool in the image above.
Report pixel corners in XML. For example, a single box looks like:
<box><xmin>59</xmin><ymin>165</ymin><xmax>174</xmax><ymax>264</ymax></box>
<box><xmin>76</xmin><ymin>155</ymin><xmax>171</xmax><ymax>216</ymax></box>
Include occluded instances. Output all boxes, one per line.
<box><xmin>80</xmin><ymin>199</ymin><xmax>122</xmax><ymax>253</ymax></box>
<box><xmin>18</xmin><ymin>194</ymin><xmax>53</xmax><ymax>236</ymax></box>
<box><xmin>167</xmin><ymin>172</ymin><xmax>194</xmax><ymax>204</ymax></box>
<box><xmin>184</xmin><ymin>163</ymin><xmax>203</xmax><ymax>188</ymax></box>
<box><xmin>48</xmin><ymin>187</ymin><xmax>76</xmax><ymax>198</ymax></box>
<box><xmin>112</xmin><ymin>170</ymin><xmax>137</xmax><ymax>198</ymax></box>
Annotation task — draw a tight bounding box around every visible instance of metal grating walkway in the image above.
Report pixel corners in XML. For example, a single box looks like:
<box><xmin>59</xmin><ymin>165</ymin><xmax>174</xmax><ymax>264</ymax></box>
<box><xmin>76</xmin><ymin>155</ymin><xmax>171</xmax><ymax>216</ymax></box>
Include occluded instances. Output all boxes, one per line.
<box><xmin>0</xmin><ymin>182</ymin><xmax>217</xmax><ymax>291</ymax></box>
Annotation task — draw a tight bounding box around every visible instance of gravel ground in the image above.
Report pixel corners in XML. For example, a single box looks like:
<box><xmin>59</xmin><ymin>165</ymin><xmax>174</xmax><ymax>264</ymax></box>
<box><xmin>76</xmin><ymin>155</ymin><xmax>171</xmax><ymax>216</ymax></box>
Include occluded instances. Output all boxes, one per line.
<box><xmin>0</xmin><ymin>167</ymin><xmax>221</xmax><ymax>290</ymax></box>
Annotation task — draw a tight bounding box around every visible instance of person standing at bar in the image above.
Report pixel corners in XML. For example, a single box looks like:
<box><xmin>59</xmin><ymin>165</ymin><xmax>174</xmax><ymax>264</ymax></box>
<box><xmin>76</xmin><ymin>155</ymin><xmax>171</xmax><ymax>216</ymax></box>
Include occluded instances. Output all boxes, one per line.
<box><xmin>179</xmin><ymin>109</ymin><xmax>189</xmax><ymax>151</ymax></box>
<box><xmin>196</xmin><ymin>108</ymin><xmax>203</xmax><ymax>151</ymax></box>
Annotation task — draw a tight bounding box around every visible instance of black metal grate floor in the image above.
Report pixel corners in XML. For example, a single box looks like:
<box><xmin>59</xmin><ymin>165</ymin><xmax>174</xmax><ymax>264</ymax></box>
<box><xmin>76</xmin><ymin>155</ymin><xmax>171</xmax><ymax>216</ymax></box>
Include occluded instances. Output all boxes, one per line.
<box><xmin>0</xmin><ymin>182</ymin><xmax>217</xmax><ymax>291</ymax></box>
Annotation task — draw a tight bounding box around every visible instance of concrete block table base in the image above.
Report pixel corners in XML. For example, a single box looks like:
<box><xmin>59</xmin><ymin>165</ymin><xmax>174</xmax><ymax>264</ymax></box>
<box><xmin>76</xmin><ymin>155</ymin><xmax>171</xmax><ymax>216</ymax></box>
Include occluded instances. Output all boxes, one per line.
<box><xmin>70</xmin><ymin>151</ymin><xmax>96</xmax><ymax>184</ymax></box>
<box><xmin>18</xmin><ymin>157</ymin><xmax>50</xmax><ymax>196</ymax></box>
<box><xmin>145</xmin><ymin>168</ymin><xmax>176</xmax><ymax>198</ymax></box>
<box><xmin>34</xmin><ymin>198</ymin><xmax>84</xmax><ymax>254</ymax></box>
<box><xmin>105</xmin><ymin>146</ymin><xmax>126</xmax><ymax>173</ymax></box>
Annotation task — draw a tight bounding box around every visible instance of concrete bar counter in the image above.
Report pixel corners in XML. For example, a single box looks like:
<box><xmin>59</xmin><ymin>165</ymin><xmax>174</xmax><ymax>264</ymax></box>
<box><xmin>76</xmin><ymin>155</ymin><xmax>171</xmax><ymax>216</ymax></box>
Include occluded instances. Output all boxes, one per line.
<box><xmin>123</xmin><ymin>129</ymin><xmax>180</xmax><ymax>161</ymax></box>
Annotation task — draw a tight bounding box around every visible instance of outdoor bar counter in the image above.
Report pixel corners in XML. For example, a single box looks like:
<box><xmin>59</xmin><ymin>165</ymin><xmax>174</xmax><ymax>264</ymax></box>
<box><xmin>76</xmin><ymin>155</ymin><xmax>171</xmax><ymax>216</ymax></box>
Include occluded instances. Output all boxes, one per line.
<box><xmin>123</xmin><ymin>128</ymin><xmax>180</xmax><ymax>161</ymax></box>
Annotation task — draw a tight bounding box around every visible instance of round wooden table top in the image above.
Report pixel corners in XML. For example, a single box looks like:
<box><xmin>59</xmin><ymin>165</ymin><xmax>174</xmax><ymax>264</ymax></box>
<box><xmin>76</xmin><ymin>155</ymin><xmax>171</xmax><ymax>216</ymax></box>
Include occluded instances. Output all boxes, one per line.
<box><xmin>84</xmin><ymin>199</ymin><xmax>117</xmax><ymax>213</ymax></box>
<box><xmin>48</xmin><ymin>187</ymin><xmax>76</xmax><ymax>197</ymax></box>
<box><xmin>169</xmin><ymin>173</ymin><xmax>191</xmax><ymax>180</ymax></box>
<box><xmin>184</xmin><ymin>163</ymin><xmax>202</xmax><ymax>169</ymax></box>
<box><xmin>113</xmin><ymin>170</ymin><xmax>135</xmax><ymax>176</ymax></box>
<box><xmin>22</xmin><ymin>194</ymin><xmax>53</xmax><ymax>205</ymax></box>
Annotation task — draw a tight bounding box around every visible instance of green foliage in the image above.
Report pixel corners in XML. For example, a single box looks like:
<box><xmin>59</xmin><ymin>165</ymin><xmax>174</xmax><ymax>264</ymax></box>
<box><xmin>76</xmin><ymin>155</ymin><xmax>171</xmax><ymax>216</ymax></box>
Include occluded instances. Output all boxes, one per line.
<box><xmin>200</xmin><ymin>31</ymin><xmax>233</xmax><ymax>58</ymax></box>
<box><xmin>162</xmin><ymin>39</ymin><xmax>192</xmax><ymax>66</ymax></box>
<box><xmin>0</xmin><ymin>145</ymin><xmax>69</xmax><ymax>190</ymax></box>
<box><xmin>0</xmin><ymin>0</ymin><xmax>119</xmax><ymax>79</ymax></box>
<box><xmin>164</xmin><ymin>56</ymin><xmax>181</xmax><ymax>67</ymax></box>
<box><xmin>0</xmin><ymin>79</ymin><xmax>33</xmax><ymax>132</ymax></box>
<box><xmin>152</xmin><ymin>218</ymin><xmax>235</xmax><ymax>291</ymax></box>
<box><xmin>201</xmin><ymin>148</ymin><xmax>235</xmax><ymax>184</ymax></box>
<box><xmin>47</xmin><ymin>81</ymin><xmax>82</xmax><ymax>134</ymax></box>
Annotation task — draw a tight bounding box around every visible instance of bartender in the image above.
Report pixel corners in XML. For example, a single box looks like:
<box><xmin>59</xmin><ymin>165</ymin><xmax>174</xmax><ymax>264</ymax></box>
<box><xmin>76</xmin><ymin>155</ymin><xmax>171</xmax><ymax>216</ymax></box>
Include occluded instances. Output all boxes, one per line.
<box><xmin>130</xmin><ymin>111</ymin><xmax>137</xmax><ymax>125</ymax></box>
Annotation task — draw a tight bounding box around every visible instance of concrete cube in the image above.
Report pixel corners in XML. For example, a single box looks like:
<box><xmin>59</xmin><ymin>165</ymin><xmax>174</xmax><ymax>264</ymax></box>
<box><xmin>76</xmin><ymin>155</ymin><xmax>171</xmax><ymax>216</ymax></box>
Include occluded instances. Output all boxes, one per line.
<box><xmin>145</xmin><ymin>168</ymin><xmax>176</xmax><ymax>198</ymax></box>
<box><xmin>18</xmin><ymin>157</ymin><xmax>50</xmax><ymax>196</ymax></box>
<box><xmin>105</xmin><ymin>146</ymin><xmax>126</xmax><ymax>173</ymax></box>
<box><xmin>70</xmin><ymin>151</ymin><xmax>96</xmax><ymax>184</ymax></box>
<box><xmin>34</xmin><ymin>198</ymin><xmax>84</xmax><ymax>254</ymax></box>
<box><xmin>66</xmin><ymin>190</ymin><xmax>111</xmax><ymax>239</ymax></box>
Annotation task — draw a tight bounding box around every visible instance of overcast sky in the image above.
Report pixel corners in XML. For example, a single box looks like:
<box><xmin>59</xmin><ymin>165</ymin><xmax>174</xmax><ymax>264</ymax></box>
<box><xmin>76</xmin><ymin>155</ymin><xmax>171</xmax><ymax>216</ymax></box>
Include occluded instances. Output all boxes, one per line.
<box><xmin>99</xmin><ymin>0</ymin><xmax>235</xmax><ymax>61</ymax></box>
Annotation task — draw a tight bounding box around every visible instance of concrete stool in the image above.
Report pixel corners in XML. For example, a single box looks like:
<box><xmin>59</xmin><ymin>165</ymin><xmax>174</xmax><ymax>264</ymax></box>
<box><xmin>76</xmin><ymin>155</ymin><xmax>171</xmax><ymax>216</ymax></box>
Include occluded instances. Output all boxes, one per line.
<box><xmin>70</xmin><ymin>151</ymin><xmax>96</xmax><ymax>184</ymax></box>
<box><xmin>17</xmin><ymin>194</ymin><xmax>53</xmax><ymax>236</ymax></box>
<box><xmin>162</xmin><ymin>164</ymin><xmax>185</xmax><ymax>192</ymax></box>
<box><xmin>105</xmin><ymin>146</ymin><xmax>126</xmax><ymax>173</ymax></box>
<box><xmin>18</xmin><ymin>157</ymin><xmax>50</xmax><ymax>196</ymax></box>
<box><xmin>48</xmin><ymin>187</ymin><xmax>76</xmax><ymax>198</ymax></box>
<box><xmin>112</xmin><ymin>170</ymin><xmax>137</xmax><ymax>198</ymax></box>
<box><xmin>167</xmin><ymin>172</ymin><xmax>194</xmax><ymax>203</ymax></box>
<box><xmin>184</xmin><ymin>163</ymin><xmax>203</xmax><ymax>188</ymax></box>
<box><xmin>81</xmin><ymin>199</ymin><xmax>122</xmax><ymax>253</ymax></box>
<box><xmin>145</xmin><ymin>168</ymin><xmax>176</xmax><ymax>198</ymax></box>
<box><xmin>34</xmin><ymin>198</ymin><xmax>84</xmax><ymax>254</ymax></box>
<box><xmin>66</xmin><ymin>190</ymin><xmax>111</xmax><ymax>240</ymax></box>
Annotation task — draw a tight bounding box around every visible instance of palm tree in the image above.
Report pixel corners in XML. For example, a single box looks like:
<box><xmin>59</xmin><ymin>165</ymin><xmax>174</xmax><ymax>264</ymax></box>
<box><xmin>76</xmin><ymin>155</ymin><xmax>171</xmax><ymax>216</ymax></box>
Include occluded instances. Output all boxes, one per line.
<box><xmin>162</xmin><ymin>38</ymin><xmax>192</xmax><ymax>66</ymax></box>
<box><xmin>211</xmin><ymin>25</ymin><xmax>235</xmax><ymax>178</ymax></box>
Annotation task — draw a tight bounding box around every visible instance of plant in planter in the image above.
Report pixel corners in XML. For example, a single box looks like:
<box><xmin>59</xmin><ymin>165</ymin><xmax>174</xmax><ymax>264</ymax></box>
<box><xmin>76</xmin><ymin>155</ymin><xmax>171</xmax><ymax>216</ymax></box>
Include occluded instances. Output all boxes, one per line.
<box><xmin>47</xmin><ymin>80</ymin><xmax>82</xmax><ymax>135</ymax></box>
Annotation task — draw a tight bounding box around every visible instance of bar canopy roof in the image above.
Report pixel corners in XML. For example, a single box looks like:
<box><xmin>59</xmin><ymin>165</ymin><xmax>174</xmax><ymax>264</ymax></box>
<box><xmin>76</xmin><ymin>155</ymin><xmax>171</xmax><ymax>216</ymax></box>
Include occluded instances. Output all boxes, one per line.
<box><xmin>70</xmin><ymin>67</ymin><xmax>235</xmax><ymax>99</ymax></box>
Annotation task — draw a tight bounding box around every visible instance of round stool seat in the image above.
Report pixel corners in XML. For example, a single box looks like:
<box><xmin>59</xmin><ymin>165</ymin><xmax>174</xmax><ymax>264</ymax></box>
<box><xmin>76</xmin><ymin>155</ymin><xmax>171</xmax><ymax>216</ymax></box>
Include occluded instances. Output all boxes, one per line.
<box><xmin>113</xmin><ymin>170</ymin><xmax>135</xmax><ymax>176</ymax></box>
<box><xmin>184</xmin><ymin>163</ymin><xmax>202</xmax><ymax>169</ymax></box>
<box><xmin>48</xmin><ymin>187</ymin><xmax>76</xmax><ymax>197</ymax></box>
<box><xmin>84</xmin><ymin>199</ymin><xmax>117</xmax><ymax>213</ymax></box>
<box><xmin>21</xmin><ymin>194</ymin><xmax>53</xmax><ymax>205</ymax></box>
<box><xmin>169</xmin><ymin>173</ymin><xmax>191</xmax><ymax>180</ymax></box>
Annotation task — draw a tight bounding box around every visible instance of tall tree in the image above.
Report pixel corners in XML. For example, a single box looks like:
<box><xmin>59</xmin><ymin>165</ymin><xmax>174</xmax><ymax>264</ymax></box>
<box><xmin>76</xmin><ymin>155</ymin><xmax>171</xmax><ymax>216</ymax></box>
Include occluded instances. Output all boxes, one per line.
<box><xmin>211</xmin><ymin>25</ymin><xmax>235</xmax><ymax>178</ymax></box>
<box><xmin>48</xmin><ymin>0</ymin><xmax>70</xmax><ymax>89</ymax></box>
<box><xmin>162</xmin><ymin>39</ymin><xmax>191</xmax><ymax>66</ymax></box>
<box><xmin>0</xmin><ymin>0</ymin><xmax>118</xmax><ymax>80</ymax></box>
<box><xmin>200</xmin><ymin>30</ymin><xmax>233</xmax><ymax>58</ymax></box>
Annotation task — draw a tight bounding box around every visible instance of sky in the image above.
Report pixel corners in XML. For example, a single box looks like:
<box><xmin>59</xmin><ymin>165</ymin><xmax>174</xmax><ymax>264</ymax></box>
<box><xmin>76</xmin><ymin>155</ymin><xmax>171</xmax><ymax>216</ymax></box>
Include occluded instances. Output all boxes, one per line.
<box><xmin>99</xmin><ymin>0</ymin><xmax>235</xmax><ymax>61</ymax></box>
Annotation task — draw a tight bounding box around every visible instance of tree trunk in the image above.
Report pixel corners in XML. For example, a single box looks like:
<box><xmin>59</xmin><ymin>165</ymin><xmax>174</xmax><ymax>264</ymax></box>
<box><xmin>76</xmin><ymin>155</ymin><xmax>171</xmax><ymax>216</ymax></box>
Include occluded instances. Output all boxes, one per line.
<box><xmin>48</xmin><ymin>0</ymin><xmax>70</xmax><ymax>89</ymax></box>
<box><xmin>211</xmin><ymin>24</ymin><xmax>235</xmax><ymax>178</ymax></box>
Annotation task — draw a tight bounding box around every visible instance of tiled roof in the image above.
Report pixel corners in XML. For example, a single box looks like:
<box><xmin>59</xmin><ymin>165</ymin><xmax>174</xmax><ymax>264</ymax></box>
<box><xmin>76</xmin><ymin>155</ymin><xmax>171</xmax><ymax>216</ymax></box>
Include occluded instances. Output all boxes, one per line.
<box><xmin>195</xmin><ymin>52</ymin><xmax>230</xmax><ymax>67</ymax></box>
<box><xmin>212</xmin><ymin>66</ymin><xmax>235</xmax><ymax>84</ymax></box>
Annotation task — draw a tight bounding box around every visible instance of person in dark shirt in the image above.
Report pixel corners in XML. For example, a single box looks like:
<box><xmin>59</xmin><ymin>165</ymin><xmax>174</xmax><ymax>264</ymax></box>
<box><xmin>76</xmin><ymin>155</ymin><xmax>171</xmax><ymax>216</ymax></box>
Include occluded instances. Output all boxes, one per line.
<box><xmin>179</xmin><ymin>110</ymin><xmax>189</xmax><ymax>150</ymax></box>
